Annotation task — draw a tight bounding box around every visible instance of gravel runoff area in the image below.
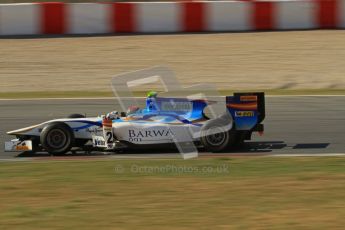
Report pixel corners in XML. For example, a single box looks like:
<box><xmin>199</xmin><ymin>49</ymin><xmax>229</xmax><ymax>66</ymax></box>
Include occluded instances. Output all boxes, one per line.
<box><xmin>1</xmin><ymin>31</ymin><xmax>345</xmax><ymax>93</ymax></box>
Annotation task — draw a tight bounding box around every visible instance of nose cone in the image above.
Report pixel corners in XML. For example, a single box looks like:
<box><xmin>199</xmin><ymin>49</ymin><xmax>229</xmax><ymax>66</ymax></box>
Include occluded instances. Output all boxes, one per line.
<box><xmin>6</xmin><ymin>124</ymin><xmax>39</xmax><ymax>136</ymax></box>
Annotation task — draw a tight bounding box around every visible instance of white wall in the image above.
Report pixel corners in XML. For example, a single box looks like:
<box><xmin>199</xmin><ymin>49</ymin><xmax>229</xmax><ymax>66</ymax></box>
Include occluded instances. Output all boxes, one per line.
<box><xmin>137</xmin><ymin>2</ymin><xmax>180</xmax><ymax>33</ymax></box>
<box><xmin>68</xmin><ymin>3</ymin><xmax>110</xmax><ymax>34</ymax></box>
<box><xmin>207</xmin><ymin>1</ymin><xmax>251</xmax><ymax>31</ymax></box>
<box><xmin>339</xmin><ymin>0</ymin><xmax>345</xmax><ymax>28</ymax></box>
<box><xmin>0</xmin><ymin>3</ymin><xmax>39</xmax><ymax>35</ymax></box>
<box><xmin>276</xmin><ymin>0</ymin><xmax>315</xmax><ymax>30</ymax></box>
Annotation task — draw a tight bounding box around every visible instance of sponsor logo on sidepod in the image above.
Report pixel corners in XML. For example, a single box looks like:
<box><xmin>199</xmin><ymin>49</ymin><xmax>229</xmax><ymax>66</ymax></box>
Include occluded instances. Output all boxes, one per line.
<box><xmin>128</xmin><ymin>129</ymin><xmax>174</xmax><ymax>142</ymax></box>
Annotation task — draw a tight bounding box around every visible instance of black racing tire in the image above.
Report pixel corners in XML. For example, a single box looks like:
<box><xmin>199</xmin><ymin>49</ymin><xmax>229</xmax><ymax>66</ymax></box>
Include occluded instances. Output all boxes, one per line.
<box><xmin>40</xmin><ymin>122</ymin><xmax>74</xmax><ymax>156</ymax></box>
<box><xmin>68</xmin><ymin>113</ymin><xmax>85</xmax><ymax>118</ymax></box>
<box><xmin>200</xmin><ymin>113</ymin><xmax>235</xmax><ymax>152</ymax></box>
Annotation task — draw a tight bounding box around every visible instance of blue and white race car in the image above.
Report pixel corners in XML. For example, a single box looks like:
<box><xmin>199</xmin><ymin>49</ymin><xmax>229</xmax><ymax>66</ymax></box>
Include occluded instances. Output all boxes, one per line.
<box><xmin>5</xmin><ymin>92</ymin><xmax>265</xmax><ymax>155</ymax></box>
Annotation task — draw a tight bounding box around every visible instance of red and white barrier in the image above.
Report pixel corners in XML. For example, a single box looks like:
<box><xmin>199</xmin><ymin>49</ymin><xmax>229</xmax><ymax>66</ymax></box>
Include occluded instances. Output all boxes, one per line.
<box><xmin>0</xmin><ymin>1</ymin><xmax>344</xmax><ymax>36</ymax></box>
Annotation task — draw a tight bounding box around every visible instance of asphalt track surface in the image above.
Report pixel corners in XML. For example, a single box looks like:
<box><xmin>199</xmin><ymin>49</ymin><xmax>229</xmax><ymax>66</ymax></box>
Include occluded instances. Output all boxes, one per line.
<box><xmin>0</xmin><ymin>96</ymin><xmax>344</xmax><ymax>160</ymax></box>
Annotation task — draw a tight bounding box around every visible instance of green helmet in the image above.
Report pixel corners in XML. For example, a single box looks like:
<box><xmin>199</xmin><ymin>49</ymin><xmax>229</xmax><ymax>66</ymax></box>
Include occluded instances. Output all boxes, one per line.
<box><xmin>147</xmin><ymin>91</ymin><xmax>158</xmax><ymax>98</ymax></box>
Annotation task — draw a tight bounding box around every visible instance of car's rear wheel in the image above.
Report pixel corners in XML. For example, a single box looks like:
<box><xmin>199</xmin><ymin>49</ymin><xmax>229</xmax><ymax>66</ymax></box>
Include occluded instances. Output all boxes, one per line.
<box><xmin>68</xmin><ymin>113</ymin><xmax>85</xmax><ymax>118</ymax></box>
<box><xmin>200</xmin><ymin>113</ymin><xmax>235</xmax><ymax>152</ymax></box>
<box><xmin>40</xmin><ymin>122</ymin><xmax>74</xmax><ymax>156</ymax></box>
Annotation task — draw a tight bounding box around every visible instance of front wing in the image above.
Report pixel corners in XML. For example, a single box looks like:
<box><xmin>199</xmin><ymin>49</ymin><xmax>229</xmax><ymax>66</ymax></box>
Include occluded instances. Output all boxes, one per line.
<box><xmin>5</xmin><ymin>139</ymin><xmax>33</xmax><ymax>152</ymax></box>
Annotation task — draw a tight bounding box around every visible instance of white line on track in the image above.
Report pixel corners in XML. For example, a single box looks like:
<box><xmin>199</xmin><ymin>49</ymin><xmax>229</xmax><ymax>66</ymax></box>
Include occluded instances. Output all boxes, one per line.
<box><xmin>266</xmin><ymin>95</ymin><xmax>345</xmax><ymax>97</ymax></box>
<box><xmin>1</xmin><ymin>153</ymin><xmax>344</xmax><ymax>162</ymax></box>
<box><xmin>0</xmin><ymin>95</ymin><xmax>344</xmax><ymax>101</ymax></box>
<box><xmin>0</xmin><ymin>97</ymin><xmax>119</xmax><ymax>101</ymax></box>
<box><xmin>0</xmin><ymin>158</ymin><xmax>31</xmax><ymax>162</ymax></box>
<box><xmin>271</xmin><ymin>153</ymin><xmax>345</xmax><ymax>157</ymax></box>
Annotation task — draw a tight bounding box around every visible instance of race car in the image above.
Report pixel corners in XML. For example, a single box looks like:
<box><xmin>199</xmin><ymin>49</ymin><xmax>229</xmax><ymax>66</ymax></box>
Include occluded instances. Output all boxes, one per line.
<box><xmin>5</xmin><ymin>92</ymin><xmax>265</xmax><ymax>155</ymax></box>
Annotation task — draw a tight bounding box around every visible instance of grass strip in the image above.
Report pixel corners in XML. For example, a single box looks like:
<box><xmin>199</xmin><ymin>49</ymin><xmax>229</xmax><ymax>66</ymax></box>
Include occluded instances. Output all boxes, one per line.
<box><xmin>0</xmin><ymin>157</ymin><xmax>344</xmax><ymax>229</ymax></box>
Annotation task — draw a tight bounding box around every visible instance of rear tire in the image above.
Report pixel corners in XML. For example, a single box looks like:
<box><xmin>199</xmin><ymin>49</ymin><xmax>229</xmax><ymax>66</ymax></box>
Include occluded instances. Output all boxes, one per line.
<box><xmin>68</xmin><ymin>114</ymin><xmax>85</xmax><ymax>118</ymax></box>
<box><xmin>200</xmin><ymin>113</ymin><xmax>235</xmax><ymax>152</ymax></box>
<box><xmin>40</xmin><ymin>122</ymin><xmax>74</xmax><ymax>156</ymax></box>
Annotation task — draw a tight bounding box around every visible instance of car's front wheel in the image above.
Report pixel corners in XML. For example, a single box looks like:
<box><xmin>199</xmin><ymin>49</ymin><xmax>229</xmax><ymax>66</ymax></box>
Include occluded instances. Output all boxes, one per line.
<box><xmin>40</xmin><ymin>122</ymin><xmax>74</xmax><ymax>156</ymax></box>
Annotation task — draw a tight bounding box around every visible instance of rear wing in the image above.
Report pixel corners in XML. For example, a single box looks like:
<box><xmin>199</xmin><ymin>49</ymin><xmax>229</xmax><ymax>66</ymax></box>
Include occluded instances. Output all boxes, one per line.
<box><xmin>234</xmin><ymin>92</ymin><xmax>265</xmax><ymax>123</ymax></box>
<box><xmin>226</xmin><ymin>92</ymin><xmax>265</xmax><ymax>131</ymax></box>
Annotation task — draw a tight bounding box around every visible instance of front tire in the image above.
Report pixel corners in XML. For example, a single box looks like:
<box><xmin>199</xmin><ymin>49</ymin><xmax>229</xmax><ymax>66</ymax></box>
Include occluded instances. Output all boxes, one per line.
<box><xmin>40</xmin><ymin>122</ymin><xmax>74</xmax><ymax>156</ymax></box>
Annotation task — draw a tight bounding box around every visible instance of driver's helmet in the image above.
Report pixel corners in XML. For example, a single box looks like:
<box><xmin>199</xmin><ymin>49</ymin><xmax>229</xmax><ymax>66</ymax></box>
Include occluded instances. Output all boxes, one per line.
<box><xmin>127</xmin><ymin>105</ymin><xmax>140</xmax><ymax>116</ymax></box>
<box><xmin>146</xmin><ymin>91</ymin><xmax>158</xmax><ymax>111</ymax></box>
<box><xmin>147</xmin><ymin>91</ymin><xmax>158</xmax><ymax>98</ymax></box>
<box><xmin>106</xmin><ymin>111</ymin><xmax>120</xmax><ymax>120</ymax></box>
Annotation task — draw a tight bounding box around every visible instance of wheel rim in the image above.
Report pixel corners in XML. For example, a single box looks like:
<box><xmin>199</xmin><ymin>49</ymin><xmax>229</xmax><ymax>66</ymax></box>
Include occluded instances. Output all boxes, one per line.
<box><xmin>205</xmin><ymin>127</ymin><xmax>227</xmax><ymax>146</ymax></box>
<box><xmin>47</xmin><ymin>129</ymin><xmax>67</xmax><ymax>149</ymax></box>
